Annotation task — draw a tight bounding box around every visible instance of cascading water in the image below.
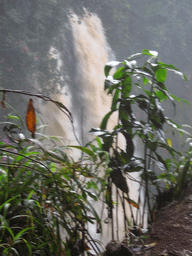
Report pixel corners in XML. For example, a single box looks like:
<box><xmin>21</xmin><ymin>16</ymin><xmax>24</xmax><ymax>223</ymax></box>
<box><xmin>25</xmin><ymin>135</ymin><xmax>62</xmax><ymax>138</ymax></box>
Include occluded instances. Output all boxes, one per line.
<box><xmin>39</xmin><ymin>8</ymin><xmax>145</xmax><ymax>247</ymax></box>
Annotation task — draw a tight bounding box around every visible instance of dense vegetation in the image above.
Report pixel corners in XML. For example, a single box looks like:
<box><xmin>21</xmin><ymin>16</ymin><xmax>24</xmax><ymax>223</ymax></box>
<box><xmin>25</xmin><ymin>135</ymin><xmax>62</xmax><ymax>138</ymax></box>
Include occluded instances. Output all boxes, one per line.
<box><xmin>1</xmin><ymin>1</ymin><xmax>192</xmax><ymax>255</ymax></box>
<box><xmin>1</xmin><ymin>50</ymin><xmax>192</xmax><ymax>255</ymax></box>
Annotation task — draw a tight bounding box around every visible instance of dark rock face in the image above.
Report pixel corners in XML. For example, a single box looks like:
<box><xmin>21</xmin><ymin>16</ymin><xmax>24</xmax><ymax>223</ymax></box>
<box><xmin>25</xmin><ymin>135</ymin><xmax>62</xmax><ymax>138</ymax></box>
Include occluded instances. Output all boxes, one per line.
<box><xmin>105</xmin><ymin>240</ymin><xmax>133</xmax><ymax>256</ymax></box>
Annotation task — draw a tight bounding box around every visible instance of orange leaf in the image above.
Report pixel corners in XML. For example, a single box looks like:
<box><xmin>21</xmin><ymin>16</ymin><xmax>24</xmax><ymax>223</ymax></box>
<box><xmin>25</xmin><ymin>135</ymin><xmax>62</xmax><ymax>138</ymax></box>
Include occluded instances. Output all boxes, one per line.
<box><xmin>26</xmin><ymin>98</ymin><xmax>36</xmax><ymax>138</ymax></box>
<box><xmin>124</xmin><ymin>197</ymin><xmax>139</xmax><ymax>209</ymax></box>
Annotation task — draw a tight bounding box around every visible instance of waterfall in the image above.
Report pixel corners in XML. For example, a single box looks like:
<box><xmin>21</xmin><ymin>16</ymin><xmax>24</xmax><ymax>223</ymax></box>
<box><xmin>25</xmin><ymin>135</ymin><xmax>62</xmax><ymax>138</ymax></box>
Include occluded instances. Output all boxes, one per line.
<box><xmin>40</xmin><ymin>8</ymin><xmax>115</xmax><ymax>145</ymax></box>
<box><xmin>68</xmin><ymin>8</ymin><xmax>116</xmax><ymax>144</ymax></box>
<box><xmin>39</xmin><ymin>8</ymin><xmax>145</xmax><ymax>248</ymax></box>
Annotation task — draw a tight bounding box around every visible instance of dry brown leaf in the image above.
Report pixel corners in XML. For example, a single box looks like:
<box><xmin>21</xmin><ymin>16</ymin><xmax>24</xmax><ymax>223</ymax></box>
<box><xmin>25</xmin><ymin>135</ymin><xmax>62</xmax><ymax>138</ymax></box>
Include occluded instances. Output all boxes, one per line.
<box><xmin>26</xmin><ymin>98</ymin><xmax>36</xmax><ymax>138</ymax></box>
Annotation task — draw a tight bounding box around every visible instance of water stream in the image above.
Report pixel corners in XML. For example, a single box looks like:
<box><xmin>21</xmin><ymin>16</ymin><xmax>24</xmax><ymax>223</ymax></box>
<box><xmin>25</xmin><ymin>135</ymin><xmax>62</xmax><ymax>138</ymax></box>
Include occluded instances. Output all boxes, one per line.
<box><xmin>39</xmin><ymin>8</ymin><xmax>146</xmax><ymax>247</ymax></box>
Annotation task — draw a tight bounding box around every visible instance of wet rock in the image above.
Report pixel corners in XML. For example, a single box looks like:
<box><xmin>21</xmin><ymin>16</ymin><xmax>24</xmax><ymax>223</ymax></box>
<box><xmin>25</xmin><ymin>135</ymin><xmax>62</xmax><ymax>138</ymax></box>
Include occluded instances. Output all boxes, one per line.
<box><xmin>105</xmin><ymin>240</ymin><xmax>133</xmax><ymax>256</ymax></box>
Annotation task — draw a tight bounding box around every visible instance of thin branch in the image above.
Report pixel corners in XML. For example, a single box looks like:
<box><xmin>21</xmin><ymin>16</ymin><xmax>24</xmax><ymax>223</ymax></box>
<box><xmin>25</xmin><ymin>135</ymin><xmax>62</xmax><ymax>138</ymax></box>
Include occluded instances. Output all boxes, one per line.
<box><xmin>0</xmin><ymin>89</ymin><xmax>82</xmax><ymax>146</ymax></box>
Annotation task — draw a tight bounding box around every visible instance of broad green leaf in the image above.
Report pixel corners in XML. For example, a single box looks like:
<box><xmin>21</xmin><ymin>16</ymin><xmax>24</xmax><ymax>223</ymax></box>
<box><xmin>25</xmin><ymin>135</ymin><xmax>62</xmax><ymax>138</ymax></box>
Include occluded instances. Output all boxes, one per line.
<box><xmin>154</xmin><ymin>90</ymin><xmax>168</xmax><ymax>101</ymax></box>
<box><xmin>110</xmin><ymin>168</ymin><xmax>129</xmax><ymax>193</ymax></box>
<box><xmin>146</xmin><ymin>140</ymin><xmax>158</xmax><ymax>151</ymax></box>
<box><xmin>155</xmin><ymin>68</ymin><xmax>167</xmax><ymax>83</ymax></box>
<box><xmin>122</xmin><ymin>75</ymin><xmax>132</xmax><ymax>98</ymax></box>
<box><xmin>113</xmin><ymin>66</ymin><xmax>125</xmax><ymax>79</ymax></box>
<box><xmin>121</xmin><ymin>131</ymin><xmax>134</xmax><ymax>161</ymax></box>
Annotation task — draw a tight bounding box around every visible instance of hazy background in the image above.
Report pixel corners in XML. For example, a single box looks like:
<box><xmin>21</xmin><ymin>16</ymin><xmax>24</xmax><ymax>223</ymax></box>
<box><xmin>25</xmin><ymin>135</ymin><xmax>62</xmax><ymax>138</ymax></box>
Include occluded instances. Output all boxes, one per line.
<box><xmin>1</xmin><ymin>0</ymin><xmax>192</xmax><ymax>147</ymax></box>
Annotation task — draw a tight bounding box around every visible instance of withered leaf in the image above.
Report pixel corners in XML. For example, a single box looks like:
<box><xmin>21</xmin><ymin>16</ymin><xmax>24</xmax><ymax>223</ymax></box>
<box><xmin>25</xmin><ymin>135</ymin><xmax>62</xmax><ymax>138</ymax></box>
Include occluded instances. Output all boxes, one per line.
<box><xmin>26</xmin><ymin>98</ymin><xmax>36</xmax><ymax>138</ymax></box>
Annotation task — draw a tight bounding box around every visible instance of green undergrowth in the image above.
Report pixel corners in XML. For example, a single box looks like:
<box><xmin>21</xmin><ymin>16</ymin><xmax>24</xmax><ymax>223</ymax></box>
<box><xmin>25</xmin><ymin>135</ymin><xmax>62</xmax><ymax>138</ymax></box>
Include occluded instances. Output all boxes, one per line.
<box><xmin>0</xmin><ymin>50</ymin><xmax>192</xmax><ymax>255</ymax></box>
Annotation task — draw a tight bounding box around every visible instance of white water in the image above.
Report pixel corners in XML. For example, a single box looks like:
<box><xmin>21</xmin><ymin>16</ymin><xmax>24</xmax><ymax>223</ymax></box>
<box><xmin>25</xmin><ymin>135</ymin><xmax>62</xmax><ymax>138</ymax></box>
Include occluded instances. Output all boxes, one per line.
<box><xmin>39</xmin><ymin>8</ymin><xmax>146</xmax><ymax>248</ymax></box>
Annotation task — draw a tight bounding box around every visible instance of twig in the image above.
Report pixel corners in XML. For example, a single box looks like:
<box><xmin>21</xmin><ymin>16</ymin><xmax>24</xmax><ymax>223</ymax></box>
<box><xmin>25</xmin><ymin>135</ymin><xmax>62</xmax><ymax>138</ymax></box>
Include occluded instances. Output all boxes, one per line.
<box><xmin>0</xmin><ymin>89</ymin><xmax>82</xmax><ymax>146</ymax></box>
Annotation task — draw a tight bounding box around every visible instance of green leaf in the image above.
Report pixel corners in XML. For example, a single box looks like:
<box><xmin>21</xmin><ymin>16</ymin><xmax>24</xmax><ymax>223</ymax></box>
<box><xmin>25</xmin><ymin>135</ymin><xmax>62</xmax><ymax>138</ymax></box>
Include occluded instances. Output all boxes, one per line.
<box><xmin>104</xmin><ymin>61</ymin><xmax>121</xmax><ymax>77</ymax></box>
<box><xmin>100</xmin><ymin>111</ymin><xmax>114</xmax><ymax>130</ymax></box>
<box><xmin>123</xmin><ymin>159</ymin><xmax>143</xmax><ymax>173</ymax></box>
<box><xmin>167</xmin><ymin>138</ymin><xmax>172</xmax><ymax>147</ymax></box>
<box><xmin>121</xmin><ymin>131</ymin><xmax>134</xmax><ymax>161</ymax></box>
<box><xmin>6</xmin><ymin>115</ymin><xmax>20</xmax><ymax>120</ymax></box>
<box><xmin>157</xmin><ymin>62</ymin><xmax>179</xmax><ymax>71</ymax></box>
<box><xmin>54</xmin><ymin>100</ymin><xmax>73</xmax><ymax>119</ymax></box>
<box><xmin>169</xmin><ymin>94</ymin><xmax>190</xmax><ymax>106</ymax></box>
<box><xmin>143</xmin><ymin>76</ymin><xmax>150</xmax><ymax>85</ymax></box>
<box><xmin>154</xmin><ymin>90</ymin><xmax>168</xmax><ymax>101</ymax></box>
<box><xmin>0</xmin><ymin>195</ymin><xmax>19</xmax><ymax>211</ymax></box>
<box><xmin>156</xmin><ymin>81</ymin><xmax>166</xmax><ymax>90</ymax></box>
<box><xmin>154</xmin><ymin>153</ymin><xmax>167</xmax><ymax>170</ymax></box>
<box><xmin>102</xmin><ymin>135</ymin><xmax>114</xmax><ymax>152</ymax></box>
<box><xmin>142</xmin><ymin>49</ymin><xmax>154</xmax><ymax>56</ymax></box>
<box><xmin>146</xmin><ymin>140</ymin><xmax>158</xmax><ymax>151</ymax></box>
<box><xmin>22</xmin><ymin>238</ymin><xmax>32</xmax><ymax>255</ymax></box>
<box><xmin>2</xmin><ymin>226</ymin><xmax>15</xmax><ymax>240</ymax></box>
<box><xmin>111</xmin><ymin>89</ymin><xmax>120</xmax><ymax>111</ymax></box>
<box><xmin>5</xmin><ymin>103</ymin><xmax>25</xmax><ymax>129</ymax></box>
<box><xmin>176</xmin><ymin>160</ymin><xmax>190</xmax><ymax>197</ymax></box>
<box><xmin>122</xmin><ymin>75</ymin><xmax>132</xmax><ymax>98</ymax></box>
<box><xmin>113</xmin><ymin>66</ymin><xmax>125</xmax><ymax>79</ymax></box>
<box><xmin>14</xmin><ymin>227</ymin><xmax>33</xmax><ymax>242</ymax></box>
<box><xmin>155</xmin><ymin>68</ymin><xmax>167</xmax><ymax>83</ymax></box>
<box><xmin>68</xmin><ymin>146</ymin><xmax>96</xmax><ymax>159</ymax></box>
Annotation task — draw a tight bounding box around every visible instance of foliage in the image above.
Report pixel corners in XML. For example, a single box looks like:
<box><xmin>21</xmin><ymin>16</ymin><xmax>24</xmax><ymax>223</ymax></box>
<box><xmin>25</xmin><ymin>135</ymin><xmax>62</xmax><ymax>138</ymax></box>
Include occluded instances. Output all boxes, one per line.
<box><xmin>91</xmin><ymin>49</ymin><xmax>190</xmax><ymax>224</ymax></box>
<box><xmin>0</xmin><ymin>94</ymin><xmax>109</xmax><ymax>255</ymax></box>
<box><xmin>0</xmin><ymin>49</ymin><xmax>191</xmax><ymax>254</ymax></box>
